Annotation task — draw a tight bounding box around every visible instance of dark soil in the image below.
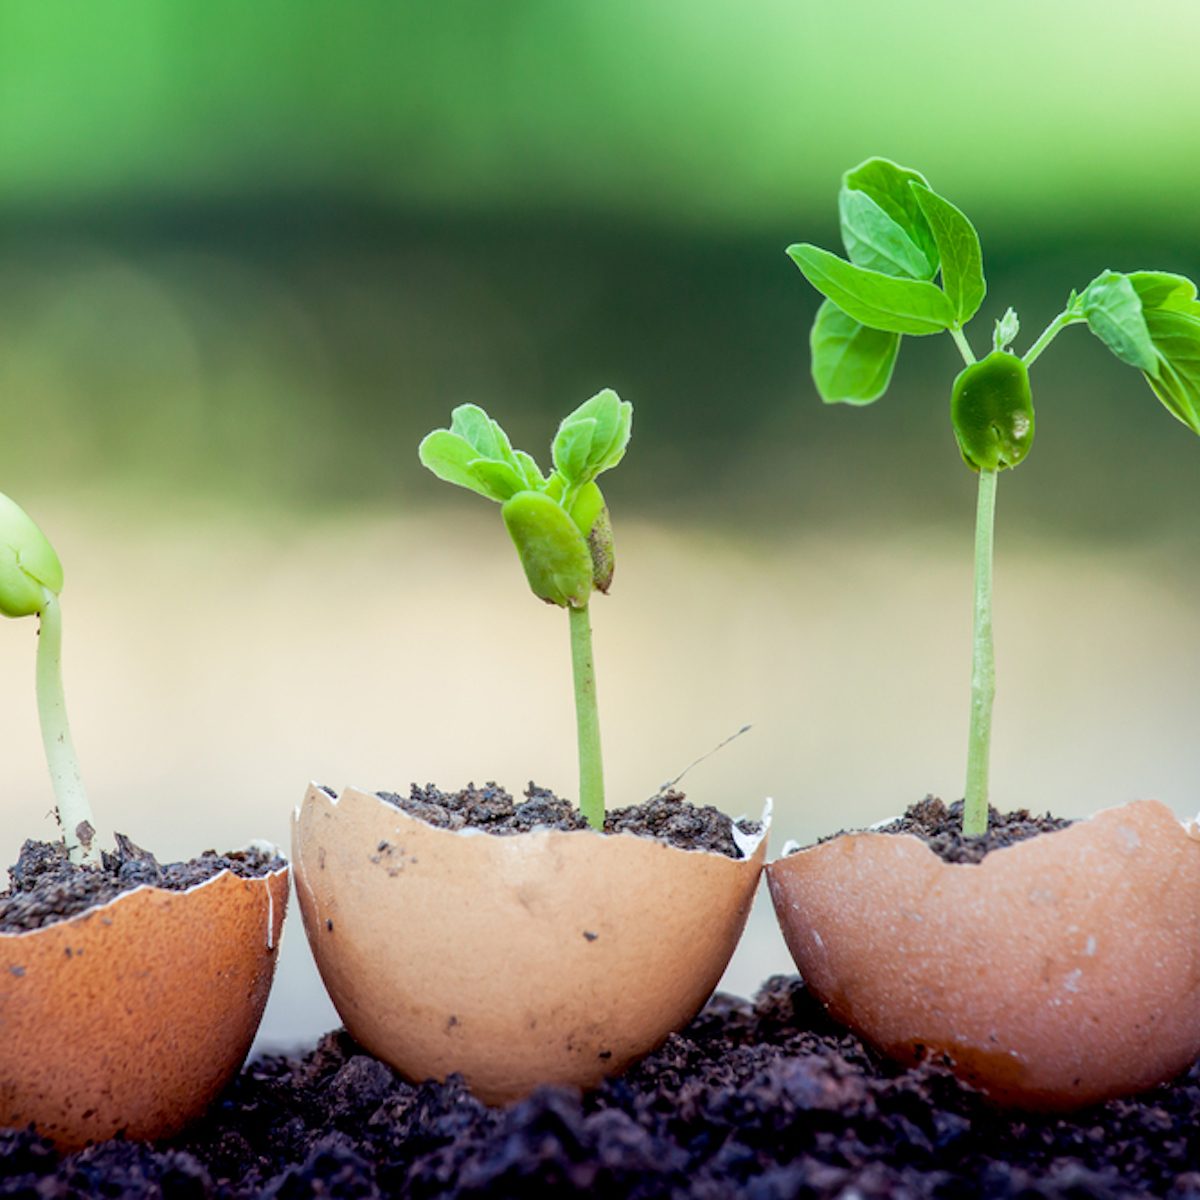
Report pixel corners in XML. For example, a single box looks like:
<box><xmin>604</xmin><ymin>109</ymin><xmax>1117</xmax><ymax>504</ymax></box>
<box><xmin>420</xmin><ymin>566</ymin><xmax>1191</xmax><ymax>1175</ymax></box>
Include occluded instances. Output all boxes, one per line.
<box><xmin>876</xmin><ymin>796</ymin><xmax>1075</xmax><ymax>864</ymax></box>
<box><xmin>380</xmin><ymin>782</ymin><xmax>763</xmax><ymax>859</ymax></box>
<box><xmin>3</xmin><ymin>975</ymin><xmax>1197</xmax><ymax>1198</ymax></box>
<box><xmin>810</xmin><ymin>796</ymin><xmax>1075</xmax><ymax>865</ymax></box>
<box><xmin>0</xmin><ymin>836</ymin><xmax>285</xmax><ymax>933</ymax></box>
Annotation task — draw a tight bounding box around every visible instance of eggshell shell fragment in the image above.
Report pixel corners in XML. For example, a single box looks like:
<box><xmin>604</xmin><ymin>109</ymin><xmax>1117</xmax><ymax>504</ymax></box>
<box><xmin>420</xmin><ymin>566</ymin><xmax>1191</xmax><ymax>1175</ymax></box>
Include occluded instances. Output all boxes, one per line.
<box><xmin>0</xmin><ymin>861</ymin><xmax>289</xmax><ymax>1149</ymax></box>
<box><xmin>293</xmin><ymin>784</ymin><xmax>768</xmax><ymax>1103</ymax></box>
<box><xmin>767</xmin><ymin>799</ymin><xmax>1200</xmax><ymax>1110</ymax></box>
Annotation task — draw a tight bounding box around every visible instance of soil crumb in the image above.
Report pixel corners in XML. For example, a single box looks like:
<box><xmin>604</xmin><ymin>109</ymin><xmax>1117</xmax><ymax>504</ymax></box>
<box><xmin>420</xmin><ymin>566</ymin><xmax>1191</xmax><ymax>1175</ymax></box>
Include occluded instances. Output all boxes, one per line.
<box><xmin>0</xmin><ymin>836</ymin><xmax>285</xmax><ymax>933</ymax></box>
<box><xmin>379</xmin><ymin>782</ymin><xmax>761</xmax><ymax>859</ymax></box>
<box><xmin>3</xmin><ymin>976</ymin><xmax>1196</xmax><ymax>1198</ymax></box>
<box><xmin>875</xmin><ymin>796</ymin><xmax>1074</xmax><ymax>864</ymax></box>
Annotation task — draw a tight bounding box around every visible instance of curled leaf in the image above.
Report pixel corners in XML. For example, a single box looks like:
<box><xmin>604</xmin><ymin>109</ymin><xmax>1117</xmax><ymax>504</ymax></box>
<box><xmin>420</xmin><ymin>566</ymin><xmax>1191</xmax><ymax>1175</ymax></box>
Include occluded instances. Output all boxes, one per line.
<box><xmin>839</xmin><ymin>159</ymin><xmax>937</xmax><ymax>279</ymax></box>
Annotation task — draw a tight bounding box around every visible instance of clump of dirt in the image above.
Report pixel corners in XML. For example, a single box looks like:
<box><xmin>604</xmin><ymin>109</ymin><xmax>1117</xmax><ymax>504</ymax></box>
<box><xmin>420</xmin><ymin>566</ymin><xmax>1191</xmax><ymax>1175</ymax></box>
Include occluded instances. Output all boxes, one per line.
<box><xmin>875</xmin><ymin>795</ymin><xmax>1074</xmax><ymax>864</ymax></box>
<box><xmin>0</xmin><ymin>835</ymin><xmax>285</xmax><ymax>933</ymax></box>
<box><xmin>3</xmin><ymin>975</ymin><xmax>1197</xmax><ymax>1197</ymax></box>
<box><xmin>380</xmin><ymin>782</ymin><xmax>762</xmax><ymax>859</ymax></box>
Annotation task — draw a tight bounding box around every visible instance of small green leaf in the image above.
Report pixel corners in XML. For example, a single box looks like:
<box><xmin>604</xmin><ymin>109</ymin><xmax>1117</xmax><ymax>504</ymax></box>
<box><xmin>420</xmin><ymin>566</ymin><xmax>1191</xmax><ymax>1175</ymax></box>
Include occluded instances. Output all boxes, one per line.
<box><xmin>0</xmin><ymin>493</ymin><xmax>63</xmax><ymax>619</ymax></box>
<box><xmin>449</xmin><ymin>404</ymin><xmax>519</xmax><ymax>468</ymax></box>
<box><xmin>502</xmin><ymin>490</ymin><xmax>594</xmax><ymax>608</ymax></box>
<box><xmin>514</xmin><ymin>449</ymin><xmax>546</xmax><ymax>491</ymax></box>
<box><xmin>551</xmin><ymin>389</ymin><xmax>632</xmax><ymax>484</ymax></box>
<box><xmin>1142</xmin><ymin>307</ymin><xmax>1200</xmax><ymax>434</ymax></box>
<box><xmin>910</xmin><ymin>182</ymin><xmax>985</xmax><ymax>327</ymax></box>
<box><xmin>467</xmin><ymin>458</ymin><xmax>526</xmax><ymax>501</ymax></box>
<box><xmin>1081</xmin><ymin>270</ymin><xmax>1158</xmax><ymax>372</ymax></box>
<box><xmin>993</xmin><ymin>307</ymin><xmax>1020</xmax><ymax>353</ymax></box>
<box><xmin>552</xmin><ymin>416</ymin><xmax>597</xmax><ymax>482</ymax></box>
<box><xmin>1128</xmin><ymin>271</ymin><xmax>1200</xmax><ymax>314</ymax></box>
<box><xmin>839</xmin><ymin>190</ymin><xmax>935</xmax><ymax>280</ymax></box>
<box><xmin>810</xmin><ymin>299</ymin><xmax>901</xmax><ymax>405</ymax></box>
<box><xmin>418</xmin><ymin>430</ymin><xmax>508</xmax><ymax>501</ymax></box>
<box><xmin>787</xmin><ymin>243</ymin><xmax>954</xmax><ymax>335</ymax></box>
<box><xmin>840</xmin><ymin>158</ymin><xmax>937</xmax><ymax>279</ymax></box>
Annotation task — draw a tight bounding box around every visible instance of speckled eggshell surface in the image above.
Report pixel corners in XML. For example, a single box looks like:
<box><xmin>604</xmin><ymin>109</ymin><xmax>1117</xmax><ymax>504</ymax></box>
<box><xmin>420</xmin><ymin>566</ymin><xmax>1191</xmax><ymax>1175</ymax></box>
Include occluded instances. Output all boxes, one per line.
<box><xmin>0</xmin><ymin>862</ymin><xmax>289</xmax><ymax>1149</ymax></box>
<box><xmin>293</xmin><ymin>784</ymin><xmax>768</xmax><ymax>1103</ymax></box>
<box><xmin>767</xmin><ymin>799</ymin><xmax>1200</xmax><ymax>1110</ymax></box>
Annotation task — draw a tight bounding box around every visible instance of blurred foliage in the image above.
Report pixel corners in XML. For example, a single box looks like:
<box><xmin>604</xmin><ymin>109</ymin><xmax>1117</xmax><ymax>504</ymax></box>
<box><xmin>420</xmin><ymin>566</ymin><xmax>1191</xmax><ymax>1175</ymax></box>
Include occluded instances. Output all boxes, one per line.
<box><xmin>0</xmin><ymin>1</ymin><xmax>1197</xmax><ymax>542</ymax></box>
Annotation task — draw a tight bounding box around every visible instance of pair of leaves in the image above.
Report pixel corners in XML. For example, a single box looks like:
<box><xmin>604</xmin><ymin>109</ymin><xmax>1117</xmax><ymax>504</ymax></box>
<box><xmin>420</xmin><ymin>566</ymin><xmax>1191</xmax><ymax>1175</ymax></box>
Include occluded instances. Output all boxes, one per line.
<box><xmin>419</xmin><ymin>390</ymin><xmax>632</xmax><ymax>607</ymax></box>
<box><xmin>1080</xmin><ymin>269</ymin><xmax>1200</xmax><ymax>434</ymax></box>
<box><xmin>791</xmin><ymin>158</ymin><xmax>985</xmax><ymax>405</ymax></box>
<box><xmin>0</xmin><ymin>493</ymin><xmax>63</xmax><ymax>619</ymax></box>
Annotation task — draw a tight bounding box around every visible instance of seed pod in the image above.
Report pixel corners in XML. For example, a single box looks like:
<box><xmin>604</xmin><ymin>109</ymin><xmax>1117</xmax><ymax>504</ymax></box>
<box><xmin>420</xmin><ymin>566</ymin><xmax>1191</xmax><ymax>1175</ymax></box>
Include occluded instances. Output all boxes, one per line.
<box><xmin>568</xmin><ymin>482</ymin><xmax>614</xmax><ymax>593</ymax></box>
<box><xmin>501</xmin><ymin>490</ymin><xmax>593</xmax><ymax>609</ymax></box>
<box><xmin>0</xmin><ymin>494</ymin><xmax>63</xmax><ymax>619</ymax></box>
<box><xmin>951</xmin><ymin>351</ymin><xmax>1035</xmax><ymax>472</ymax></box>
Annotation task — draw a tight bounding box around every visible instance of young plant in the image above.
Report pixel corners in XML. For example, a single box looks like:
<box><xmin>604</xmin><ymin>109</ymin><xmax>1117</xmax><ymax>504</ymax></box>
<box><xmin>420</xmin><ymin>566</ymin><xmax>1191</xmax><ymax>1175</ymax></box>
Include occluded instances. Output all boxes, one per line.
<box><xmin>418</xmin><ymin>390</ymin><xmax>632</xmax><ymax>829</ymax></box>
<box><xmin>0</xmin><ymin>493</ymin><xmax>99</xmax><ymax>865</ymax></box>
<box><xmin>789</xmin><ymin>158</ymin><xmax>1200</xmax><ymax>835</ymax></box>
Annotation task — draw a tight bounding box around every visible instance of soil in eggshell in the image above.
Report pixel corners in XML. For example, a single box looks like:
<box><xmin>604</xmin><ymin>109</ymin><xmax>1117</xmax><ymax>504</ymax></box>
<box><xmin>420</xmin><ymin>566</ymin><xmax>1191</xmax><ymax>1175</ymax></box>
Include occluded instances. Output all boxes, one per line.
<box><xmin>379</xmin><ymin>782</ymin><xmax>762</xmax><ymax>859</ymax></box>
<box><xmin>0</xmin><ymin>837</ymin><xmax>285</xmax><ymax>933</ymax></box>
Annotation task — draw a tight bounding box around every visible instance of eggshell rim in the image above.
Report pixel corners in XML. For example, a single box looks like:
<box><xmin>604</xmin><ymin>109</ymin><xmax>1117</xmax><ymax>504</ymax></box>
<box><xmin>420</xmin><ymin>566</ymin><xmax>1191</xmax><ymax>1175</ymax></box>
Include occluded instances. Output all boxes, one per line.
<box><xmin>770</xmin><ymin>797</ymin><xmax>1199</xmax><ymax>868</ymax></box>
<box><xmin>0</xmin><ymin>841</ymin><xmax>290</xmax><ymax>941</ymax></box>
<box><xmin>299</xmin><ymin>783</ymin><xmax>772</xmax><ymax>858</ymax></box>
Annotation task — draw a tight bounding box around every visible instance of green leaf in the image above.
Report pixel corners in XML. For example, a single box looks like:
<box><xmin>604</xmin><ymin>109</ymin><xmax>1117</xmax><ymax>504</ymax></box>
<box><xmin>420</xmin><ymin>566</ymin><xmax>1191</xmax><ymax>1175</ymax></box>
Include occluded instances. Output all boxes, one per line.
<box><xmin>552</xmin><ymin>416</ymin><xmax>597</xmax><ymax>481</ymax></box>
<box><xmin>551</xmin><ymin>389</ymin><xmax>633</xmax><ymax>484</ymax></box>
<box><xmin>994</xmin><ymin>307</ymin><xmax>1020</xmax><ymax>353</ymax></box>
<box><xmin>449</xmin><ymin>404</ymin><xmax>519</xmax><ymax>468</ymax></box>
<box><xmin>840</xmin><ymin>158</ymin><xmax>937</xmax><ymax>279</ymax></box>
<box><xmin>1142</xmin><ymin>307</ymin><xmax>1200</xmax><ymax>434</ymax></box>
<box><xmin>787</xmin><ymin>243</ymin><xmax>954</xmax><ymax>335</ymax></box>
<box><xmin>501</xmin><ymin>490</ymin><xmax>594</xmax><ymax>608</ymax></box>
<box><xmin>1128</xmin><ymin>271</ymin><xmax>1200</xmax><ymax>314</ymax></box>
<box><xmin>0</xmin><ymin>493</ymin><xmax>63</xmax><ymax>618</ymax></box>
<box><xmin>910</xmin><ymin>182</ymin><xmax>985</xmax><ymax>327</ymax></box>
<box><xmin>466</xmin><ymin>458</ymin><xmax>526</xmax><ymax>501</ymax></box>
<box><xmin>1081</xmin><ymin>270</ymin><xmax>1158</xmax><ymax>372</ymax></box>
<box><xmin>418</xmin><ymin>430</ymin><xmax>508</xmax><ymax>501</ymax></box>
<box><xmin>514</xmin><ymin>449</ymin><xmax>546</xmax><ymax>490</ymax></box>
<box><xmin>810</xmin><ymin>299</ymin><xmax>901</xmax><ymax>405</ymax></box>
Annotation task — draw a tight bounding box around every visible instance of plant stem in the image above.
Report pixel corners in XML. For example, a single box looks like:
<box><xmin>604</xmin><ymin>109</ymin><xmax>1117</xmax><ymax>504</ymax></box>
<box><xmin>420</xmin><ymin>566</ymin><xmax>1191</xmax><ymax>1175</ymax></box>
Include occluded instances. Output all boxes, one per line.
<box><xmin>568</xmin><ymin>603</ymin><xmax>605</xmax><ymax>829</ymax></box>
<box><xmin>963</xmin><ymin>468</ymin><xmax>998</xmax><ymax>836</ymax></box>
<box><xmin>949</xmin><ymin>326</ymin><xmax>976</xmax><ymax>366</ymax></box>
<box><xmin>1022</xmin><ymin>309</ymin><xmax>1082</xmax><ymax>368</ymax></box>
<box><xmin>37</xmin><ymin>591</ymin><xmax>99</xmax><ymax>865</ymax></box>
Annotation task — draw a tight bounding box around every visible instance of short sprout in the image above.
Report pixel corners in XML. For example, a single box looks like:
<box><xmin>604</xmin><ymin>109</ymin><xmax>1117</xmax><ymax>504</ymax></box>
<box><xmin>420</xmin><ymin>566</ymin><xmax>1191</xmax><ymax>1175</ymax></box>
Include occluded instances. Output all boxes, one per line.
<box><xmin>419</xmin><ymin>390</ymin><xmax>633</xmax><ymax>828</ymax></box>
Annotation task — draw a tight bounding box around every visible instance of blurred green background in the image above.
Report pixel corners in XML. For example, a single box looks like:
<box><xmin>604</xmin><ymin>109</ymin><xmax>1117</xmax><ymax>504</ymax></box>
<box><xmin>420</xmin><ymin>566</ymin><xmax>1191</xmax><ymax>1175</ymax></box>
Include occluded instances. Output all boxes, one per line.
<box><xmin>1</xmin><ymin>2</ymin><xmax>1197</xmax><ymax>1046</ymax></box>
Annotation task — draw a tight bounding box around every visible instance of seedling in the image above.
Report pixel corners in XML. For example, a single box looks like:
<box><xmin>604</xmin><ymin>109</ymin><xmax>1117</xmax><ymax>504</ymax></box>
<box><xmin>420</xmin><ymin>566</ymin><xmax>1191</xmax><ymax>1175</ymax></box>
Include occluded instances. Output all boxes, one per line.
<box><xmin>0</xmin><ymin>493</ymin><xmax>99</xmax><ymax>865</ymax></box>
<box><xmin>789</xmin><ymin>158</ymin><xmax>1200</xmax><ymax>834</ymax></box>
<box><xmin>419</xmin><ymin>390</ymin><xmax>632</xmax><ymax>829</ymax></box>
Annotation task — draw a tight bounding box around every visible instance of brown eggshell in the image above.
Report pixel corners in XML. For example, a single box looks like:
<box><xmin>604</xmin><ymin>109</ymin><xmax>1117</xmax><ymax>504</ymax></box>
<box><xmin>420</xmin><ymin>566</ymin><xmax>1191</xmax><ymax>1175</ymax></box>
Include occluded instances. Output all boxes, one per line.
<box><xmin>292</xmin><ymin>784</ymin><xmax>768</xmax><ymax>1103</ymax></box>
<box><xmin>0</xmin><ymin>858</ymin><xmax>289</xmax><ymax>1149</ymax></box>
<box><xmin>767</xmin><ymin>799</ymin><xmax>1200</xmax><ymax>1110</ymax></box>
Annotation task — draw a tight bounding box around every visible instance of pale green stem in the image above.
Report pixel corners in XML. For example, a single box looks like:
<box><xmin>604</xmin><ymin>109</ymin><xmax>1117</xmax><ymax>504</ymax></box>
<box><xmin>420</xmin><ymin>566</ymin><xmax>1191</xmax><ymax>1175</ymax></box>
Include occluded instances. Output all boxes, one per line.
<box><xmin>37</xmin><ymin>591</ymin><xmax>99</xmax><ymax>865</ymax></box>
<box><xmin>1022</xmin><ymin>309</ymin><xmax>1083</xmax><ymax>369</ymax></box>
<box><xmin>963</xmin><ymin>469</ymin><xmax>998</xmax><ymax>835</ymax></box>
<box><xmin>568</xmin><ymin>603</ymin><xmax>605</xmax><ymax>829</ymax></box>
<box><xmin>949</xmin><ymin>326</ymin><xmax>976</xmax><ymax>366</ymax></box>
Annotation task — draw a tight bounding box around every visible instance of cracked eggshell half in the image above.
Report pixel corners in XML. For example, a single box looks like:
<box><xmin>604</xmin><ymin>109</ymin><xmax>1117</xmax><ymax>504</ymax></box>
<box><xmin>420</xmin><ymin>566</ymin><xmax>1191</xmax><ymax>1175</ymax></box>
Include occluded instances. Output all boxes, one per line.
<box><xmin>767</xmin><ymin>799</ymin><xmax>1200</xmax><ymax>1110</ymax></box>
<box><xmin>0</xmin><ymin>857</ymin><xmax>289</xmax><ymax>1149</ymax></box>
<box><xmin>292</xmin><ymin>783</ymin><xmax>769</xmax><ymax>1104</ymax></box>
